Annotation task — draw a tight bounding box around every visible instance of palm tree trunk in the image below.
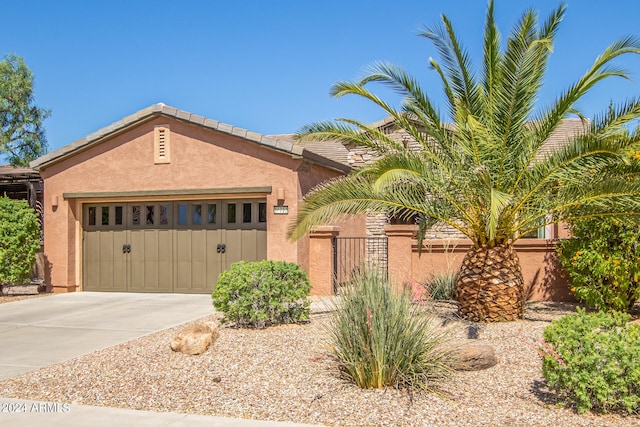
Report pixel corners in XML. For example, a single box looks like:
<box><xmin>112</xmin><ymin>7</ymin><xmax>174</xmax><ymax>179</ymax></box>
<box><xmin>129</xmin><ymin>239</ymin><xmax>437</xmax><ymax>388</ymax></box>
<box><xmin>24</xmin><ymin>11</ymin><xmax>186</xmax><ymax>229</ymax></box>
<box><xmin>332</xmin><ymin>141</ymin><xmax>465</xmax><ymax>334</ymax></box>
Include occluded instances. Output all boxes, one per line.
<box><xmin>456</xmin><ymin>244</ymin><xmax>524</xmax><ymax>322</ymax></box>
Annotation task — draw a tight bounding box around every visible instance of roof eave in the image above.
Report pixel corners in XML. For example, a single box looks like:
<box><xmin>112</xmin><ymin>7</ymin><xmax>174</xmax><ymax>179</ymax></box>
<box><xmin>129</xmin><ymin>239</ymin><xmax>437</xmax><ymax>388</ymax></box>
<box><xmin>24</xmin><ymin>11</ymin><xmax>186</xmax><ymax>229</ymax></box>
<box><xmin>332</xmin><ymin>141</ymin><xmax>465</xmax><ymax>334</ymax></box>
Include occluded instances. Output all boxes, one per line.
<box><xmin>301</xmin><ymin>150</ymin><xmax>351</xmax><ymax>174</ymax></box>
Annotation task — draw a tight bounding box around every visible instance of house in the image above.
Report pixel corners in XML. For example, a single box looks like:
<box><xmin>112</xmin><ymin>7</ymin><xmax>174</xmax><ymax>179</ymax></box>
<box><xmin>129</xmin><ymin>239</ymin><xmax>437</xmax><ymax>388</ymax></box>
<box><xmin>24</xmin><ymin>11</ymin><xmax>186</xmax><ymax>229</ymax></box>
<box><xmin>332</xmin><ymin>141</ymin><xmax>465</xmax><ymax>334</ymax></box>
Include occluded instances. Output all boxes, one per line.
<box><xmin>30</xmin><ymin>103</ymin><xmax>360</xmax><ymax>294</ymax></box>
<box><xmin>30</xmin><ymin>103</ymin><xmax>581</xmax><ymax>300</ymax></box>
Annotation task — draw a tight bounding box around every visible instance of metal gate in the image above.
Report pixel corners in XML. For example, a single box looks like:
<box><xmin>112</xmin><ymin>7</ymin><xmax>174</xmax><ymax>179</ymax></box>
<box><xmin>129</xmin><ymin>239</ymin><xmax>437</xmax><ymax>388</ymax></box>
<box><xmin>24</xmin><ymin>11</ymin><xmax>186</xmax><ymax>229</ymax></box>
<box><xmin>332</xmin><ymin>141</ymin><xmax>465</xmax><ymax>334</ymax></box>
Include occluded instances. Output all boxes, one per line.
<box><xmin>333</xmin><ymin>237</ymin><xmax>388</xmax><ymax>293</ymax></box>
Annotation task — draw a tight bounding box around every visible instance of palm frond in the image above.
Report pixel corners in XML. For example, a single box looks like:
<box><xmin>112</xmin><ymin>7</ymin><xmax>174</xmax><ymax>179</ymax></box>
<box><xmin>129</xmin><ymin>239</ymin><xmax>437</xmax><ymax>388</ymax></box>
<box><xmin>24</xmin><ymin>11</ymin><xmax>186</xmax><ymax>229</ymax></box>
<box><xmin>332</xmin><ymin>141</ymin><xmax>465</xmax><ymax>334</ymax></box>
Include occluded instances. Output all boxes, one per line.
<box><xmin>487</xmin><ymin>188</ymin><xmax>513</xmax><ymax>241</ymax></box>
<box><xmin>359</xmin><ymin>61</ymin><xmax>444</xmax><ymax>137</ymax></box>
<box><xmin>419</xmin><ymin>14</ymin><xmax>480</xmax><ymax>115</ymax></box>
<box><xmin>428</xmin><ymin>57</ymin><xmax>457</xmax><ymax>119</ymax></box>
<box><xmin>535</xmin><ymin>35</ymin><xmax>640</xmax><ymax>143</ymax></box>
<box><xmin>330</xmin><ymin>80</ymin><xmax>399</xmax><ymax>116</ymax></box>
<box><xmin>296</xmin><ymin>119</ymin><xmax>401</xmax><ymax>153</ymax></box>
<box><xmin>480</xmin><ymin>0</ymin><xmax>501</xmax><ymax>128</ymax></box>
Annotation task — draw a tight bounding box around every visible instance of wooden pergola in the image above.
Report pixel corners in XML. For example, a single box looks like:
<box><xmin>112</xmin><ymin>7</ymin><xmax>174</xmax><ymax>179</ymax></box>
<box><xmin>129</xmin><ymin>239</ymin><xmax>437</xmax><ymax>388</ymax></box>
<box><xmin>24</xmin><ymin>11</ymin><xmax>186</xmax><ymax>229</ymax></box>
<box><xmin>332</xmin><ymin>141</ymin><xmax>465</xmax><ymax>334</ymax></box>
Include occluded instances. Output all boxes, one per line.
<box><xmin>0</xmin><ymin>165</ymin><xmax>42</xmax><ymax>208</ymax></box>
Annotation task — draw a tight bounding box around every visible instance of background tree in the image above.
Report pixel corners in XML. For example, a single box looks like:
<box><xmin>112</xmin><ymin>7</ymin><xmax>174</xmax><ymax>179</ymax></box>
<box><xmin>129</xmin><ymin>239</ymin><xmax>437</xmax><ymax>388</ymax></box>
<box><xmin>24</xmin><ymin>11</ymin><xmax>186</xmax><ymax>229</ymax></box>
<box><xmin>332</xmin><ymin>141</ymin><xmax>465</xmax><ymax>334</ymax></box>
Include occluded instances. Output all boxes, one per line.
<box><xmin>289</xmin><ymin>1</ymin><xmax>640</xmax><ymax>321</ymax></box>
<box><xmin>0</xmin><ymin>54</ymin><xmax>50</xmax><ymax>166</ymax></box>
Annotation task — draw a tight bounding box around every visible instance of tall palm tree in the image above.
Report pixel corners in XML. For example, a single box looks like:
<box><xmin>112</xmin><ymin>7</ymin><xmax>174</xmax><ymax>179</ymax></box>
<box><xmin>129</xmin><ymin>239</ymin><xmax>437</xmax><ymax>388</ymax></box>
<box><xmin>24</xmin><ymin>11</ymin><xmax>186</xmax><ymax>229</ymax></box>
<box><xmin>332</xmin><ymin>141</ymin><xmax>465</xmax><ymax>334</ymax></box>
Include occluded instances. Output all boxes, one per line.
<box><xmin>289</xmin><ymin>1</ymin><xmax>640</xmax><ymax>321</ymax></box>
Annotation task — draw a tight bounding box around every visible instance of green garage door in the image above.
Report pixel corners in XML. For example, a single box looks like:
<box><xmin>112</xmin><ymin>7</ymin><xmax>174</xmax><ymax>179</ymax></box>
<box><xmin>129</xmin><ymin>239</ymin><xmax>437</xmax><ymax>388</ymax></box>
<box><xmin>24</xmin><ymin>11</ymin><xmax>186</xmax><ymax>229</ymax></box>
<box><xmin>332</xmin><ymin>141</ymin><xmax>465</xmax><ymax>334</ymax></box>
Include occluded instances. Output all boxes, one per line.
<box><xmin>83</xmin><ymin>200</ymin><xmax>267</xmax><ymax>293</ymax></box>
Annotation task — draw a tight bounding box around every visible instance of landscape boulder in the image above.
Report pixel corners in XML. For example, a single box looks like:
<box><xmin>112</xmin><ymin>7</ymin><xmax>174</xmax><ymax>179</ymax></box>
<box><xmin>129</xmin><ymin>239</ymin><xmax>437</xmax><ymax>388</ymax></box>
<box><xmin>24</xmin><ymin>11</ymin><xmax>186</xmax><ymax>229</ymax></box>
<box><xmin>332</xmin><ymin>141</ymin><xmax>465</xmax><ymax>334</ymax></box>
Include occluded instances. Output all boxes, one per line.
<box><xmin>170</xmin><ymin>321</ymin><xmax>220</xmax><ymax>355</ymax></box>
<box><xmin>452</xmin><ymin>341</ymin><xmax>498</xmax><ymax>371</ymax></box>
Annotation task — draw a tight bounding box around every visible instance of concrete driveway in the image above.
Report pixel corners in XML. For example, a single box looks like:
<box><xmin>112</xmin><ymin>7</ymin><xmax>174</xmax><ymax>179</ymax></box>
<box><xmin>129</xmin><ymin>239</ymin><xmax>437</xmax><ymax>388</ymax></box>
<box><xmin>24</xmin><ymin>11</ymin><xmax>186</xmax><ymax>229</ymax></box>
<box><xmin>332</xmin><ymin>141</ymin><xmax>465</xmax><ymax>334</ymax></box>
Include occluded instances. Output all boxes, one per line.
<box><xmin>0</xmin><ymin>292</ymin><xmax>214</xmax><ymax>380</ymax></box>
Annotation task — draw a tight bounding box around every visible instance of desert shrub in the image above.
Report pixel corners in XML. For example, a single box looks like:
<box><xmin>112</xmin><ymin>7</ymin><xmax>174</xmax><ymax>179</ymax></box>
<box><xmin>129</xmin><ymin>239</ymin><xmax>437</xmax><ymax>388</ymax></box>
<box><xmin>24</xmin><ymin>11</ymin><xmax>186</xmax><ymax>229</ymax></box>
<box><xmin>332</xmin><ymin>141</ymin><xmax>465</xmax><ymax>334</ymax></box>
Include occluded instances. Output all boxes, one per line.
<box><xmin>211</xmin><ymin>260</ymin><xmax>311</xmax><ymax>328</ymax></box>
<box><xmin>424</xmin><ymin>271</ymin><xmax>458</xmax><ymax>300</ymax></box>
<box><xmin>540</xmin><ymin>308</ymin><xmax>640</xmax><ymax>414</ymax></box>
<box><xmin>328</xmin><ymin>270</ymin><xmax>454</xmax><ymax>390</ymax></box>
<box><xmin>0</xmin><ymin>197</ymin><xmax>41</xmax><ymax>284</ymax></box>
<box><xmin>558</xmin><ymin>217</ymin><xmax>640</xmax><ymax>312</ymax></box>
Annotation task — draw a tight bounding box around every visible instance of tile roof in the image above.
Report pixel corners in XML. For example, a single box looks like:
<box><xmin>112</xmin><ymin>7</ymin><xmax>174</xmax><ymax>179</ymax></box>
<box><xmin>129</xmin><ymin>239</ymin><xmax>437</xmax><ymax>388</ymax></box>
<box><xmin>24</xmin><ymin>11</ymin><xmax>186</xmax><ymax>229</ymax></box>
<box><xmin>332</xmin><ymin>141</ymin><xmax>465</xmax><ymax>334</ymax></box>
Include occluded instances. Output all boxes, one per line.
<box><xmin>268</xmin><ymin>134</ymin><xmax>351</xmax><ymax>166</ymax></box>
<box><xmin>535</xmin><ymin>118</ymin><xmax>589</xmax><ymax>159</ymax></box>
<box><xmin>367</xmin><ymin>115</ymin><xmax>589</xmax><ymax>159</ymax></box>
<box><xmin>30</xmin><ymin>104</ymin><xmax>351</xmax><ymax>173</ymax></box>
<box><xmin>276</xmin><ymin>116</ymin><xmax>589</xmax><ymax>171</ymax></box>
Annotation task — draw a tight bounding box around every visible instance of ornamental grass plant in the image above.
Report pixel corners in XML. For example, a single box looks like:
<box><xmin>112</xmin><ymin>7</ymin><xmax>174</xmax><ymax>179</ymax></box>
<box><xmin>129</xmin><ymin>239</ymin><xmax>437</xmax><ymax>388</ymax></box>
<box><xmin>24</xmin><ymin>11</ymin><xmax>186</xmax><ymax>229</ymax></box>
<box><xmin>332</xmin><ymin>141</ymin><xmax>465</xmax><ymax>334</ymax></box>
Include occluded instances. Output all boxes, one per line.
<box><xmin>327</xmin><ymin>271</ymin><xmax>455</xmax><ymax>391</ymax></box>
<box><xmin>424</xmin><ymin>271</ymin><xmax>458</xmax><ymax>301</ymax></box>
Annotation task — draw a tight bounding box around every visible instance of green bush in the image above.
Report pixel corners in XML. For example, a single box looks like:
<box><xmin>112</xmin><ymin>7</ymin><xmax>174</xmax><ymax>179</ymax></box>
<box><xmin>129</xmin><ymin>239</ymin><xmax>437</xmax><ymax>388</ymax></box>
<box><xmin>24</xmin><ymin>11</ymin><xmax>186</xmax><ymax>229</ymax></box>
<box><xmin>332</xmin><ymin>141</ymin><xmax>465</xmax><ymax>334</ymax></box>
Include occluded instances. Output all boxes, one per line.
<box><xmin>211</xmin><ymin>260</ymin><xmax>311</xmax><ymax>328</ymax></box>
<box><xmin>328</xmin><ymin>270</ymin><xmax>454</xmax><ymax>390</ymax></box>
<box><xmin>558</xmin><ymin>217</ymin><xmax>640</xmax><ymax>312</ymax></box>
<box><xmin>0</xmin><ymin>197</ymin><xmax>41</xmax><ymax>284</ymax></box>
<box><xmin>424</xmin><ymin>271</ymin><xmax>458</xmax><ymax>300</ymax></box>
<box><xmin>540</xmin><ymin>308</ymin><xmax>640</xmax><ymax>414</ymax></box>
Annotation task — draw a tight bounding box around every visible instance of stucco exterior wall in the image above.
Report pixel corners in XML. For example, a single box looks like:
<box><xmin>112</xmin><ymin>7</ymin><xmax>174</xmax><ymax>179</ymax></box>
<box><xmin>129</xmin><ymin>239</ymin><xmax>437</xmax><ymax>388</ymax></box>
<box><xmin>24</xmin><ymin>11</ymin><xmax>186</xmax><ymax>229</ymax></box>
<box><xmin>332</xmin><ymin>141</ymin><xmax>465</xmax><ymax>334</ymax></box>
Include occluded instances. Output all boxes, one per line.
<box><xmin>293</xmin><ymin>162</ymin><xmax>363</xmax><ymax>280</ymax></box>
<box><xmin>39</xmin><ymin>116</ymin><xmax>340</xmax><ymax>292</ymax></box>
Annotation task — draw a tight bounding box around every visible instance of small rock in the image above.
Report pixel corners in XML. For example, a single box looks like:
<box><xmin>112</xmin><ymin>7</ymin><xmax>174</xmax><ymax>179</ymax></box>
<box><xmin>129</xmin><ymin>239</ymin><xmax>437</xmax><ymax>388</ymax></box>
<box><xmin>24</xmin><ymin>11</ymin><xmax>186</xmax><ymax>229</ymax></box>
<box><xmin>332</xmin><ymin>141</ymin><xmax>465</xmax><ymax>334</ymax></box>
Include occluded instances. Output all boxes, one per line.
<box><xmin>170</xmin><ymin>321</ymin><xmax>220</xmax><ymax>355</ymax></box>
<box><xmin>452</xmin><ymin>341</ymin><xmax>498</xmax><ymax>371</ymax></box>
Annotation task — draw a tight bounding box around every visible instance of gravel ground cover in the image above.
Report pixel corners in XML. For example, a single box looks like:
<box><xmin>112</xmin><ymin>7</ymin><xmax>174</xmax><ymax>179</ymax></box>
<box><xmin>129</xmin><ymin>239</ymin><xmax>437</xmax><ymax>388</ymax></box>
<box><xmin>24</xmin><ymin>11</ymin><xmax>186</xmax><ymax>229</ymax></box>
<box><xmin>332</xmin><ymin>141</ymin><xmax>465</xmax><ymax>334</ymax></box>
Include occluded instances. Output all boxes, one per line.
<box><xmin>0</xmin><ymin>301</ymin><xmax>637</xmax><ymax>426</ymax></box>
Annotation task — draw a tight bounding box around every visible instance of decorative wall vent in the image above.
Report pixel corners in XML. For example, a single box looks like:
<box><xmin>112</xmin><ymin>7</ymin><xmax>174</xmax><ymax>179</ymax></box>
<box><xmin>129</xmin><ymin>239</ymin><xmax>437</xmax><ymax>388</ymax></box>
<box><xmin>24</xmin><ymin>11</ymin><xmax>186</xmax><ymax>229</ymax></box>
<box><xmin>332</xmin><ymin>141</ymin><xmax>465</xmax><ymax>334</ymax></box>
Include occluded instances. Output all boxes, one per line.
<box><xmin>154</xmin><ymin>125</ymin><xmax>171</xmax><ymax>164</ymax></box>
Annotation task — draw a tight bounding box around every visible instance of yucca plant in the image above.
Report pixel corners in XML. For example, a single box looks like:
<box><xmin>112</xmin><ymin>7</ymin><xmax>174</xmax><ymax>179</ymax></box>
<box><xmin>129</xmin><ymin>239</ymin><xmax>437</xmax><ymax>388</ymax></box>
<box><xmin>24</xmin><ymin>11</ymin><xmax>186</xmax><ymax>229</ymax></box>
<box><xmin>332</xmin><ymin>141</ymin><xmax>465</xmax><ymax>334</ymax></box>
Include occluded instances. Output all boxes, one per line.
<box><xmin>327</xmin><ymin>270</ymin><xmax>454</xmax><ymax>390</ymax></box>
<box><xmin>289</xmin><ymin>1</ymin><xmax>640</xmax><ymax>321</ymax></box>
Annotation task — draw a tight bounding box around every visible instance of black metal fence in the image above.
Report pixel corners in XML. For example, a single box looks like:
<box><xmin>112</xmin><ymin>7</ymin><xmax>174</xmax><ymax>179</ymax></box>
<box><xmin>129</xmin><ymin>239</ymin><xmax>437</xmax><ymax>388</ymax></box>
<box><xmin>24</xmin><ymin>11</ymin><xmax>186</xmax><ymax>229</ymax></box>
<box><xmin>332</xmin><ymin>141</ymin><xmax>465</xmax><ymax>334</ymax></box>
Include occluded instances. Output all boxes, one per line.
<box><xmin>333</xmin><ymin>236</ymin><xmax>388</xmax><ymax>293</ymax></box>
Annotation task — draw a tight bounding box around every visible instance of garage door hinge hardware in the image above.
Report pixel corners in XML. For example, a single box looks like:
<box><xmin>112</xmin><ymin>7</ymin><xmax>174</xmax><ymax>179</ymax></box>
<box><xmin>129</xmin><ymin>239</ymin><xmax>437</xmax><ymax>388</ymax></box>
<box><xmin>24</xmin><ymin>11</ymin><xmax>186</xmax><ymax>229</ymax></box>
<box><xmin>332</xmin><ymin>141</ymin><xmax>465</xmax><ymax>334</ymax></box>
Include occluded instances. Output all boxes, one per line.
<box><xmin>122</xmin><ymin>244</ymin><xmax>131</xmax><ymax>254</ymax></box>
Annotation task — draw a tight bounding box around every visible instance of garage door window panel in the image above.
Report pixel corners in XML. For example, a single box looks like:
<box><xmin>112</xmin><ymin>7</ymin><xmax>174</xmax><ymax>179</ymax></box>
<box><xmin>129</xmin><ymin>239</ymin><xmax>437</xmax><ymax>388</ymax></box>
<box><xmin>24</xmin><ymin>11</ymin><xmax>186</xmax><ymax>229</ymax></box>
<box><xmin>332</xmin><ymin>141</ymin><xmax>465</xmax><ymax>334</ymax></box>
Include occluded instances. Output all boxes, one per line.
<box><xmin>258</xmin><ymin>202</ymin><xmax>266</xmax><ymax>223</ymax></box>
<box><xmin>243</xmin><ymin>203</ymin><xmax>252</xmax><ymax>223</ymax></box>
<box><xmin>101</xmin><ymin>207</ymin><xmax>109</xmax><ymax>225</ymax></box>
<box><xmin>193</xmin><ymin>204</ymin><xmax>202</xmax><ymax>225</ymax></box>
<box><xmin>227</xmin><ymin>203</ymin><xmax>236</xmax><ymax>224</ymax></box>
<box><xmin>177</xmin><ymin>204</ymin><xmax>187</xmax><ymax>225</ymax></box>
<box><xmin>115</xmin><ymin>206</ymin><xmax>123</xmax><ymax>225</ymax></box>
<box><xmin>146</xmin><ymin>206</ymin><xmax>155</xmax><ymax>225</ymax></box>
<box><xmin>88</xmin><ymin>207</ymin><xmax>96</xmax><ymax>226</ymax></box>
<box><xmin>159</xmin><ymin>204</ymin><xmax>169</xmax><ymax>225</ymax></box>
<box><xmin>132</xmin><ymin>206</ymin><xmax>141</xmax><ymax>225</ymax></box>
<box><xmin>207</xmin><ymin>204</ymin><xmax>217</xmax><ymax>224</ymax></box>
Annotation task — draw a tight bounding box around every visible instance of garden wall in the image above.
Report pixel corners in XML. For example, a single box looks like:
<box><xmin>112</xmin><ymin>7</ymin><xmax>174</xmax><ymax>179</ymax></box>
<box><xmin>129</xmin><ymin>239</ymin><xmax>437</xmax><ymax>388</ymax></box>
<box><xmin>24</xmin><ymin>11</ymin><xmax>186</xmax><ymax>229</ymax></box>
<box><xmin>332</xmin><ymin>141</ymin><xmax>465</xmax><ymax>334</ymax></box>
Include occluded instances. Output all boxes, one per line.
<box><xmin>308</xmin><ymin>223</ymin><xmax>574</xmax><ymax>301</ymax></box>
<box><xmin>385</xmin><ymin>224</ymin><xmax>573</xmax><ymax>302</ymax></box>
<box><xmin>409</xmin><ymin>238</ymin><xmax>573</xmax><ymax>301</ymax></box>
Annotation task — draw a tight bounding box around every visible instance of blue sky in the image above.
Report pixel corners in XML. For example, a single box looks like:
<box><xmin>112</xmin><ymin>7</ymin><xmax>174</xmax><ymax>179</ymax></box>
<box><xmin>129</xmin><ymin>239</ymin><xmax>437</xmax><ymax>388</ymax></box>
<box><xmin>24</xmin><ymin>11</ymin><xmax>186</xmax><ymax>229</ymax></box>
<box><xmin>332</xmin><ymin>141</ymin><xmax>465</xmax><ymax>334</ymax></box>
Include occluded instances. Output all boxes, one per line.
<box><xmin>3</xmin><ymin>0</ymin><xmax>640</xmax><ymax>154</ymax></box>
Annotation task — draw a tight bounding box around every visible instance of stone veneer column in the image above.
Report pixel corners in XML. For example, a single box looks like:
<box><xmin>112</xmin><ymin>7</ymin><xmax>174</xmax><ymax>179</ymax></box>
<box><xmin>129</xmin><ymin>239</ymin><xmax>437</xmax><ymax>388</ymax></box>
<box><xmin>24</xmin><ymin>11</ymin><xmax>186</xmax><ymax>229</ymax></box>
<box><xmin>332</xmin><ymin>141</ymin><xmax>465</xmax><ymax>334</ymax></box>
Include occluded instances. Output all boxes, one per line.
<box><xmin>384</xmin><ymin>224</ymin><xmax>418</xmax><ymax>286</ymax></box>
<box><xmin>308</xmin><ymin>226</ymin><xmax>340</xmax><ymax>296</ymax></box>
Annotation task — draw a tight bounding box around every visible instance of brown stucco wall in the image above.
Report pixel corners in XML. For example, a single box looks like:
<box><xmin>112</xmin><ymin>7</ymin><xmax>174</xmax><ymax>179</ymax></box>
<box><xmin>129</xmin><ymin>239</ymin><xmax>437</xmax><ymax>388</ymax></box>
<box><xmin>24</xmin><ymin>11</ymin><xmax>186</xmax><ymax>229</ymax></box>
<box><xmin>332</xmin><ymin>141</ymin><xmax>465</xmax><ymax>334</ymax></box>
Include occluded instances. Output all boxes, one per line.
<box><xmin>39</xmin><ymin>116</ymin><xmax>342</xmax><ymax>292</ymax></box>
<box><xmin>410</xmin><ymin>239</ymin><xmax>573</xmax><ymax>301</ymax></box>
<box><xmin>292</xmin><ymin>162</ymin><xmax>360</xmax><ymax>280</ymax></box>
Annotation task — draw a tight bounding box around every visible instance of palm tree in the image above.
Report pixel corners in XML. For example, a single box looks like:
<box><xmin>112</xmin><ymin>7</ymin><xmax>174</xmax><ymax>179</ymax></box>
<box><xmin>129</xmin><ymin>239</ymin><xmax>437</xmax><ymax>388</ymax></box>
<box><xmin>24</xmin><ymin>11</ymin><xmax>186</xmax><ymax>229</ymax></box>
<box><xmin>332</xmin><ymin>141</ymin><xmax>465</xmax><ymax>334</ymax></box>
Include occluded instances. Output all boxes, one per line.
<box><xmin>289</xmin><ymin>1</ymin><xmax>640</xmax><ymax>321</ymax></box>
